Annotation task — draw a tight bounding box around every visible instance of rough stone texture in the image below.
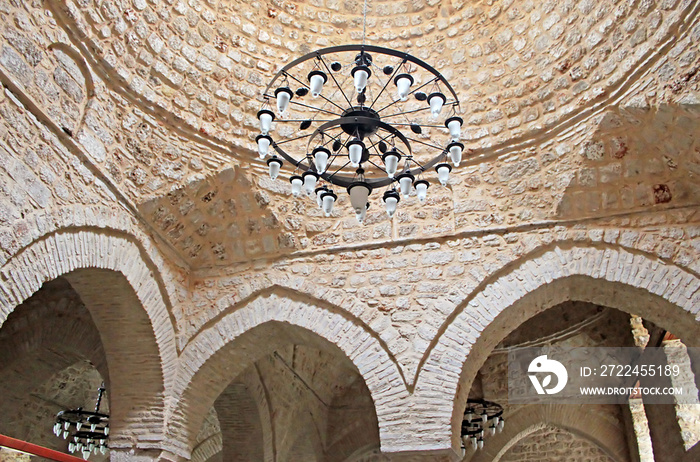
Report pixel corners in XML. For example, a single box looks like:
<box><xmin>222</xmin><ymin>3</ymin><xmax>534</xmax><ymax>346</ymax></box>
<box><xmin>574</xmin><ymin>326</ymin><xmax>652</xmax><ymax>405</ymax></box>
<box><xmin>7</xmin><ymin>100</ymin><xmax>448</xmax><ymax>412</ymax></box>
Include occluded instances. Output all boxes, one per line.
<box><xmin>500</xmin><ymin>425</ymin><xmax>615</xmax><ymax>462</ymax></box>
<box><xmin>0</xmin><ymin>0</ymin><xmax>698</xmax><ymax>461</ymax></box>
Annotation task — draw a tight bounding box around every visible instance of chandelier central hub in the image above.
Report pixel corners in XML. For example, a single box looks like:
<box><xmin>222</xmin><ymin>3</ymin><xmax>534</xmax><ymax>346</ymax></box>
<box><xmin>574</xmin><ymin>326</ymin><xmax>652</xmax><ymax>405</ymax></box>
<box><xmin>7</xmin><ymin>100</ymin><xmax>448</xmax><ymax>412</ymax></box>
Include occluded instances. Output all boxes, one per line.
<box><xmin>340</xmin><ymin>106</ymin><xmax>380</xmax><ymax>138</ymax></box>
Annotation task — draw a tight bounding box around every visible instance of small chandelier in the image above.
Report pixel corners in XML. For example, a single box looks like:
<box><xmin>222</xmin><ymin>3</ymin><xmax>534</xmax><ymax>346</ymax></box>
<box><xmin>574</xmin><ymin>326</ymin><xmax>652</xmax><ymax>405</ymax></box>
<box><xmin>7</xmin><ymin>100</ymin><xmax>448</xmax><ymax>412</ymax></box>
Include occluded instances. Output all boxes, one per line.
<box><xmin>461</xmin><ymin>399</ymin><xmax>504</xmax><ymax>451</ymax></box>
<box><xmin>256</xmin><ymin>44</ymin><xmax>463</xmax><ymax>222</ymax></box>
<box><xmin>53</xmin><ymin>383</ymin><xmax>109</xmax><ymax>459</ymax></box>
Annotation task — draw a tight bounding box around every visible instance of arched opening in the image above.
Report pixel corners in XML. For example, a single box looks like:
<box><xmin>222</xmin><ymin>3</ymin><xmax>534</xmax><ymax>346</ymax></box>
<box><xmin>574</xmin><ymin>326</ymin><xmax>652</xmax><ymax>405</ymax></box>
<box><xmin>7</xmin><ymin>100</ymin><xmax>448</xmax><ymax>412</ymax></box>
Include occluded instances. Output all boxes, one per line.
<box><xmin>179</xmin><ymin>320</ymin><xmax>381</xmax><ymax>461</ymax></box>
<box><xmin>0</xmin><ymin>267</ymin><xmax>169</xmax><ymax>456</ymax></box>
<box><xmin>0</xmin><ymin>278</ymin><xmax>109</xmax><ymax>459</ymax></box>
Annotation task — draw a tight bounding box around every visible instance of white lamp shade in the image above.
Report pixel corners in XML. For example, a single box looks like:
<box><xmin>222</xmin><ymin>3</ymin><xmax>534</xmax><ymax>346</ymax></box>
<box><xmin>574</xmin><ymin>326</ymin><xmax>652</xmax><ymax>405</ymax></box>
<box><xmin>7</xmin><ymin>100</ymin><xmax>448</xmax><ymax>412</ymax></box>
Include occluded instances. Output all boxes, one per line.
<box><xmin>471</xmin><ymin>437</ymin><xmax>477</xmax><ymax>450</ymax></box>
<box><xmin>352</xmin><ymin>66</ymin><xmax>370</xmax><ymax>93</ymax></box>
<box><xmin>308</xmin><ymin>70</ymin><xmax>327</xmax><ymax>98</ymax></box>
<box><xmin>256</xmin><ymin>135</ymin><xmax>272</xmax><ymax>159</ymax></box>
<box><xmin>448</xmin><ymin>141</ymin><xmax>464</xmax><ymax>166</ymax></box>
<box><xmin>303</xmin><ymin>171</ymin><xmax>318</xmax><ymax>196</ymax></box>
<box><xmin>414</xmin><ymin>179</ymin><xmax>429</xmax><ymax>202</ymax></box>
<box><xmin>275</xmin><ymin>87</ymin><xmax>293</xmax><ymax>113</ymax></box>
<box><xmin>290</xmin><ymin>175</ymin><xmax>303</xmax><ymax>197</ymax></box>
<box><xmin>321</xmin><ymin>190</ymin><xmax>337</xmax><ymax>216</ymax></box>
<box><xmin>481</xmin><ymin>412</ymin><xmax>488</xmax><ymax>423</ymax></box>
<box><xmin>498</xmin><ymin>419</ymin><xmax>505</xmax><ymax>431</ymax></box>
<box><xmin>347</xmin><ymin>138</ymin><xmax>364</xmax><ymax>167</ymax></box>
<box><xmin>257</xmin><ymin>109</ymin><xmax>274</xmax><ymax>135</ymax></box>
<box><xmin>313</xmin><ymin>147</ymin><xmax>330</xmax><ymax>174</ymax></box>
<box><xmin>429</xmin><ymin>92</ymin><xmax>446</xmax><ymax>117</ymax></box>
<box><xmin>383</xmin><ymin>190</ymin><xmax>400</xmax><ymax>217</ymax></box>
<box><xmin>382</xmin><ymin>150</ymin><xmax>401</xmax><ymax>178</ymax></box>
<box><xmin>490</xmin><ymin>425</ymin><xmax>496</xmax><ymax>436</ymax></box>
<box><xmin>397</xmin><ymin>172</ymin><xmax>414</xmax><ymax>198</ymax></box>
<box><xmin>267</xmin><ymin>157</ymin><xmax>282</xmax><ymax>180</ymax></box>
<box><xmin>477</xmin><ymin>439</ymin><xmax>484</xmax><ymax>450</ymax></box>
<box><xmin>315</xmin><ymin>187</ymin><xmax>326</xmax><ymax>208</ymax></box>
<box><xmin>347</xmin><ymin>182</ymin><xmax>372</xmax><ymax>213</ymax></box>
<box><xmin>436</xmin><ymin>163</ymin><xmax>451</xmax><ymax>186</ymax></box>
<box><xmin>395</xmin><ymin>73</ymin><xmax>414</xmax><ymax>101</ymax></box>
<box><xmin>446</xmin><ymin>116</ymin><xmax>463</xmax><ymax>141</ymax></box>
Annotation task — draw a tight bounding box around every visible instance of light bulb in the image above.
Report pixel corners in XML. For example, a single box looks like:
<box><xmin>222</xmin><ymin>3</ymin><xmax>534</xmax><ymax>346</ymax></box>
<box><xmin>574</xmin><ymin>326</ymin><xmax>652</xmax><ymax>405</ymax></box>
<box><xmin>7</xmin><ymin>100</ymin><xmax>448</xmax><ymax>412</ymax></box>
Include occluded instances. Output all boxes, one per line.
<box><xmin>89</xmin><ymin>442</ymin><xmax>95</xmax><ymax>451</ymax></box>
<box><xmin>313</xmin><ymin>147</ymin><xmax>330</xmax><ymax>174</ymax></box>
<box><xmin>498</xmin><ymin>419</ymin><xmax>505</xmax><ymax>432</ymax></box>
<box><xmin>355</xmin><ymin>202</ymin><xmax>369</xmax><ymax>223</ymax></box>
<box><xmin>82</xmin><ymin>449</ymin><xmax>90</xmax><ymax>460</ymax></box>
<box><xmin>347</xmin><ymin>138</ymin><xmax>364</xmax><ymax>167</ymax></box>
<box><xmin>69</xmin><ymin>442</ymin><xmax>75</xmax><ymax>452</ymax></box>
<box><xmin>63</xmin><ymin>431</ymin><xmax>69</xmax><ymax>439</ymax></box>
<box><xmin>436</xmin><ymin>163</ymin><xmax>451</xmax><ymax>186</ymax></box>
<box><xmin>490</xmin><ymin>424</ymin><xmax>496</xmax><ymax>436</ymax></box>
<box><xmin>347</xmin><ymin>182</ymin><xmax>372</xmax><ymax>214</ymax></box>
<box><xmin>257</xmin><ymin>109</ymin><xmax>275</xmax><ymax>135</ymax></box>
<box><xmin>481</xmin><ymin>411</ymin><xmax>488</xmax><ymax>423</ymax></box>
<box><xmin>64</xmin><ymin>421</ymin><xmax>70</xmax><ymax>431</ymax></box>
<box><xmin>76</xmin><ymin>422</ymin><xmax>82</xmax><ymax>431</ymax></box>
<box><xmin>352</xmin><ymin>65</ymin><xmax>370</xmax><ymax>93</ymax></box>
<box><xmin>275</xmin><ymin>87</ymin><xmax>293</xmax><ymax>114</ymax></box>
<box><xmin>303</xmin><ymin>171</ymin><xmax>319</xmax><ymax>196</ymax></box>
<box><xmin>471</xmin><ymin>436</ymin><xmax>477</xmax><ymax>450</ymax></box>
<box><xmin>477</xmin><ymin>438</ymin><xmax>484</xmax><ymax>450</ymax></box>
<box><xmin>448</xmin><ymin>141</ymin><xmax>464</xmax><ymax>166</ymax></box>
<box><xmin>382</xmin><ymin>149</ymin><xmax>401</xmax><ymax>178</ymax></box>
<box><xmin>308</xmin><ymin>70</ymin><xmax>327</xmax><ymax>98</ymax></box>
<box><xmin>315</xmin><ymin>186</ymin><xmax>326</xmax><ymax>208</ymax></box>
<box><xmin>394</xmin><ymin>73</ymin><xmax>414</xmax><ymax>101</ymax></box>
<box><xmin>267</xmin><ymin>156</ymin><xmax>283</xmax><ymax>180</ymax></box>
<box><xmin>396</xmin><ymin>172</ymin><xmax>414</xmax><ymax>198</ymax></box>
<box><xmin>290</xmin><ymin>175</ymin><xmax>303</xmax><ymax>197</ymax></box>
<box><xmin>428</xmin><ymin>92</ymin><xmax>446</xmax><ymax>117</ymax></box>
<box><xmin>383</xmin><ymin>190</ymin><xmax>400</xmax><ymax>218</ymax></box>
<box><xmin>256</xmin><ymin>134</ymin><xmax>272</xmax><ymax>159</ymax></box>
<box><xmin>321</xmin><ymin>190</ymin><xmax>337</xmax><ymax>216</ymax></box>
<box><xmin>445</xmin><ymin>116</ymin><xmax>463</xmax><ymax>141</ymax></box>
<box><xmin>414</xmin><ymin>180</ymin><xmax>429</xmax><ymax>202</ymax></box>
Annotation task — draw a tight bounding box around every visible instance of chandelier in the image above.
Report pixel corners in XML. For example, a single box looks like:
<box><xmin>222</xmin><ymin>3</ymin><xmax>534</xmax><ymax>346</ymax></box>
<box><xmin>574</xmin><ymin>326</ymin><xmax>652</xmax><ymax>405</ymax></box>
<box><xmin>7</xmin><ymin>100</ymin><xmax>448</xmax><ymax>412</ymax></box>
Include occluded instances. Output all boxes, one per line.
<box><xmin>52</xmin><ymin>383</ymin><xmax>109</xmax><ymax>459</ymax></box>
<box><xmin>255</xmin><ymin>44</ymin><xmax>463</xmax><ymax>222</ymax></box>
<box><xmin>461</xmin><ymin>399</ymin><xmax>505</xmax><ymax>451</ymax></box>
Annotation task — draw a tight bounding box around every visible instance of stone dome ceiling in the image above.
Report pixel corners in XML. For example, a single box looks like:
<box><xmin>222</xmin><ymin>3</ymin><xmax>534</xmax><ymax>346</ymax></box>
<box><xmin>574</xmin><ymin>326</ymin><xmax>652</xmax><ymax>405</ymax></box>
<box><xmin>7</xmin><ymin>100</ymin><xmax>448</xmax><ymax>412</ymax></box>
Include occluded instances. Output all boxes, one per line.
<box><xmin>4</xmin><ymin>0</ymin><xmax>694</xmax><ymax>268</ymax></box>
<box><xmin>57</xmin><ymin>0</ymin><xmax>690</xmax><ymax>156</ymax></box>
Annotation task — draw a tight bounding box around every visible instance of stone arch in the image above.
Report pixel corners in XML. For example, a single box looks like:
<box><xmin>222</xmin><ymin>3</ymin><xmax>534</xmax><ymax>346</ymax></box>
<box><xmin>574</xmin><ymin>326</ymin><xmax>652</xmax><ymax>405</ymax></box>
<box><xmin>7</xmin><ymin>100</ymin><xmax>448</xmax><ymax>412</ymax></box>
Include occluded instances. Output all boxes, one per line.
<box><xmin>470</xmin><ymin>404</ymin><xmax>628</xmax><ymax>462</ymax></box>
<box><xmin>416</xmin><ymin>244</ymin><xmax>700</xmax><ymax>451</ymax></box>
<box><xmin>0</xmin><ymin>229</ymin><xmax>178</xmax><ymax>452</ymax></box>
<box><xmin>172</xmin><ymin>289</ymin><xmax>403</xmax><ymax>457</ymax></box>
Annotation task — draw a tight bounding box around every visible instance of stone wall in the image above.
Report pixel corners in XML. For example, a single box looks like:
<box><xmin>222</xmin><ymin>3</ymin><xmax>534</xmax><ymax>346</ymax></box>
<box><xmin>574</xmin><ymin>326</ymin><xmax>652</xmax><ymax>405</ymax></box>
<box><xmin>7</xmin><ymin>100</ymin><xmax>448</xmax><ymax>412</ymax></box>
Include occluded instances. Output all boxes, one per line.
<box><xmin>500</xmin><ymin>425</ymin><xmax>615</xmax><ymax>462</ymax></box>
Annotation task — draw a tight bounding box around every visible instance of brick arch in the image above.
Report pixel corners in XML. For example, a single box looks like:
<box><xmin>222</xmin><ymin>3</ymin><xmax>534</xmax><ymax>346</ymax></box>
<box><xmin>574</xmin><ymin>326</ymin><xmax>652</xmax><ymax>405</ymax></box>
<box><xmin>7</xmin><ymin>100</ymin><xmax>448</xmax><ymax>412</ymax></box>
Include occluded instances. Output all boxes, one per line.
<box><xmin>171</xmin><ymin>290</ymin><xmax>408</xmax><ymax>457</ymax></box>
<box><xmin>0</xmin><ymin>229</ymin><xmax>178</xmax><ymax>451</ymax></box>
<box><xmin>415</xmin><ymin>244</ymin><xmax>700</xmax><ymax>451</ymax></box>
<box><xmin>470</xmin><ymin>404</ymin><xmax>628</xmax><ymax>462</ymax></box>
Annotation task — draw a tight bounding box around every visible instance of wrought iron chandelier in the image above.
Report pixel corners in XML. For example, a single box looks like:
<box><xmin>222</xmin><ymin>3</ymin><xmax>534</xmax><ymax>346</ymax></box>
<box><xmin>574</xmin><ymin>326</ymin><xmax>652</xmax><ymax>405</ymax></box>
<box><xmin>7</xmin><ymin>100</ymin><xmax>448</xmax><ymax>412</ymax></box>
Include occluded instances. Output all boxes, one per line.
<box><xmin>256</xmin><ymin>25</ymin><xmax>463</xmax><ymax>223</ymax></box>
<box><xmin>53</xmin><ymin>383</ymin><xmax>109</xmax><ymax>459</ymax></box>
<box><xmin>461</xmin><ymin>399</ymin><xmax>505</xmax><ymax>451</ymax></box>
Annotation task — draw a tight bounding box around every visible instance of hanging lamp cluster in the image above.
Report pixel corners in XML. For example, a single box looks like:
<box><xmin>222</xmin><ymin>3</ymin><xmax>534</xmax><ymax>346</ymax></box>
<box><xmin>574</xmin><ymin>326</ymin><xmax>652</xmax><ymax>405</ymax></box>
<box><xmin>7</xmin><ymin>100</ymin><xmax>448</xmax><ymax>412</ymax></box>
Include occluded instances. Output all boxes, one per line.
<box><xmin>255</xmin><ymin>45</ymin><xmax>466</xmax><ymax>222</ymax></box>
<box><xmin>53</xmin><ymin>384</ymin><xmax>109</xmax><ymax>460</ymax></box>
<box><xmin>461</xmin><ymin>399</ymin><xmax>504</xmax><ymax>451</ymax></box>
